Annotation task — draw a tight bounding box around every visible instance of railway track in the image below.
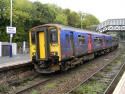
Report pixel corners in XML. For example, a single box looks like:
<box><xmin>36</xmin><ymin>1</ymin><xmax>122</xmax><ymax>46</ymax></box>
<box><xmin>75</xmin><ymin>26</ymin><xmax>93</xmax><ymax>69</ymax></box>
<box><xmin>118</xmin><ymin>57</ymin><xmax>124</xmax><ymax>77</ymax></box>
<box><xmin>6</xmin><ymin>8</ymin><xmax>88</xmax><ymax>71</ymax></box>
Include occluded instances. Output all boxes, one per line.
<box><xmin>104</xmin><ymin>61</ymin><xmax>125</xmax><ymax>94</ymax></box>
<box><xmin>0</xmin><ymin>62</ymin><xmax>34</xmax><ymax>88</ymax></box>
<box><xmin>15</xmin><ymin>78</ymin><xmax>50</xmax><ymax>94</ymax></box>
<box><xmin>0</xmin><ymin>44</ymin><xmax>124</xmax><ymax>94</ymax></box>
<box><xmin>65</xmin><ymin>49</ymin><xmax>124</xmax><ymax>94</ymax></box>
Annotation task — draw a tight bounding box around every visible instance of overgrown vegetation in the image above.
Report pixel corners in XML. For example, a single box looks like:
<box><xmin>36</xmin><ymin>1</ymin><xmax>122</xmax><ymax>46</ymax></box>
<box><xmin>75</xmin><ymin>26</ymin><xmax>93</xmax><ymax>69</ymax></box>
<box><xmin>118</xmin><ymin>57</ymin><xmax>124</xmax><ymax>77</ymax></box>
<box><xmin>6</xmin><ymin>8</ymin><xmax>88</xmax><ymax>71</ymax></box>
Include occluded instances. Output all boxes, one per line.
<box><xmin>43</xmin><ymin>82</ymin><xmax>57</xmax><ymax>90</ymax></box>
<box><xmin>0</xmin><ymin>0</ymin><xmax>100</xmax><ymax>42</ymax></box>
<box><xmin>0</xmin><ymin>84</ymin><xmax>9</xmax><ymax>93</ymax></box>
<box><xmin>31</xmin><ymin>89</ymin><xmax>39</xmax><ymax>94</ymax></box>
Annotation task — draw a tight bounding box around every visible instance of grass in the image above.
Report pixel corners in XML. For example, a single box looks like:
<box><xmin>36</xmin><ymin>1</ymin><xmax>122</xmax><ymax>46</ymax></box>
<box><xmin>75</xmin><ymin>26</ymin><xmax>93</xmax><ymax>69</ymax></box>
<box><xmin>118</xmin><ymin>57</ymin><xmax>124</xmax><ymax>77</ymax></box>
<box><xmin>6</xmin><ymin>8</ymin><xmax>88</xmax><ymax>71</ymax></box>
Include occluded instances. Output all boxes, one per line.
<box><xmin>72</xmin><ymin>80</ymin><xmax>106</xmax><ymax>94</ymax></box>
<box><xmin>44</xmin><ymin>82</ymin><xmax>57</xmax><ymax>90</ymax></box>
<box><xmin>22</xmin><ymin>77</ymin><xmax>34</xmax><ymax>83</ymax></box>
<box><xmin>0</xmin><ymin>84</ymin><xmax>9</xmax><ymax>93</ymax></box>
<box><xmin>31</xmin><ymin>90</ymin><xmax>39</xmax><ymax>94</ymax></box>
<box><xmin>95</xmin><ymin>73</ymin><xmax>104</xmax><ymax>78</ymax></box>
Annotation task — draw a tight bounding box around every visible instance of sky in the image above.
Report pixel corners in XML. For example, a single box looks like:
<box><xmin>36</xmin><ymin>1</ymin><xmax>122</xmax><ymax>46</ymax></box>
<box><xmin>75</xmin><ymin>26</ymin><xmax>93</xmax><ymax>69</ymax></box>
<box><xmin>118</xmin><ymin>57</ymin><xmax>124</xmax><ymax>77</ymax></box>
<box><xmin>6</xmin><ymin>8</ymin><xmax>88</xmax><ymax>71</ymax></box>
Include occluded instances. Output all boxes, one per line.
<box><xmin>29</xmin><ymin>0</ymin><xmax>125</xmax><ymax>22</ymax></box>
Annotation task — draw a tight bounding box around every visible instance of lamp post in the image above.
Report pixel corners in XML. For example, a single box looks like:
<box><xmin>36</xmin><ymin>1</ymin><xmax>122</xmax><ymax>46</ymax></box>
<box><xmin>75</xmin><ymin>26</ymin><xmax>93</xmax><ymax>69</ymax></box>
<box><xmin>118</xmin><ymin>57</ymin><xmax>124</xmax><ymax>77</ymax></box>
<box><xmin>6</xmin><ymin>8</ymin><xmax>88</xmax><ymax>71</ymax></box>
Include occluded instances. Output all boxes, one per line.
<box><xmin>10</xmin><ymin>0</ymin><xmax>13</xmax><ymax>57</ymax></box>
<box><xmin>10</xmin><ymin>0</ymin><xmax>12</xmax><ymax>27</ymax></box>
<box><xmin>10</xmin><ymin>0</ymin><xmax>13</xmax><ymax>42</ymax></box>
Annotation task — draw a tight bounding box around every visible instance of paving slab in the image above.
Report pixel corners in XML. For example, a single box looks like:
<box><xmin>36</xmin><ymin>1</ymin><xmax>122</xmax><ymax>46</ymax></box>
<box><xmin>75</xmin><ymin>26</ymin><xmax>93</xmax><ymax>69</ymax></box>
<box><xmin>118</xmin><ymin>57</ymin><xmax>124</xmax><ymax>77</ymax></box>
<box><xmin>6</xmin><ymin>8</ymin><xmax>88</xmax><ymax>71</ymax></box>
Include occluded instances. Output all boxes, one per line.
<box><xmin>113</xmin><ymin>72</ymin><xmax>125</xmax><ymax>94</ymax></box>
<box><xmin>0</xmin><ymin>54</ymin><xmax>31</xmax><ymax>68</ymax></box>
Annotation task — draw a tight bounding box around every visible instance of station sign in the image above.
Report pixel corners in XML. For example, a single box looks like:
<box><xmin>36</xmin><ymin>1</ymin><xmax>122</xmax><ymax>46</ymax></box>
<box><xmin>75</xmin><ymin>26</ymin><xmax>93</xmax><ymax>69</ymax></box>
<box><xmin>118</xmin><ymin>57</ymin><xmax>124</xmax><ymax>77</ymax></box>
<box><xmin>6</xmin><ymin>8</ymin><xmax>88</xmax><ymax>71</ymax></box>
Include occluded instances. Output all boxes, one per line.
<box><xmin>6</xmin><ymin>26</ymin><xmax>16</xmax><ymax>34</ymax></box>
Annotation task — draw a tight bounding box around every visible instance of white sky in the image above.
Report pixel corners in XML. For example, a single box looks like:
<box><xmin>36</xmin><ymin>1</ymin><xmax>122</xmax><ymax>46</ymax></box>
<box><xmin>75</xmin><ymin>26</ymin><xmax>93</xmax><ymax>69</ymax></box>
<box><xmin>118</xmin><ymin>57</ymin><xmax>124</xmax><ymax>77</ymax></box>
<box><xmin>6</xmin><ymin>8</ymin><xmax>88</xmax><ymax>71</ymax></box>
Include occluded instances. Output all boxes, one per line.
<box><xmin>29</xmin><ymin>0</ymin><xmax>125</xmax><ymax>22</ymax></box>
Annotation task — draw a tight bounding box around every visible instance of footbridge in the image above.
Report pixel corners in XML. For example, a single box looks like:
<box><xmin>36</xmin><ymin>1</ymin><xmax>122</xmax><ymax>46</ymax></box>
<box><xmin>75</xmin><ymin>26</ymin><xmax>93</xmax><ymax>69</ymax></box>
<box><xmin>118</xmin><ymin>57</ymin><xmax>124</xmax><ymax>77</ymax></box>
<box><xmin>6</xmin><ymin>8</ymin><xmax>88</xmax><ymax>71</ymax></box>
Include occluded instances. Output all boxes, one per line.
<box><xmin>96</xmin><ymin>19</ymin><xmax>125</xmax><ymax>33</ymax></box>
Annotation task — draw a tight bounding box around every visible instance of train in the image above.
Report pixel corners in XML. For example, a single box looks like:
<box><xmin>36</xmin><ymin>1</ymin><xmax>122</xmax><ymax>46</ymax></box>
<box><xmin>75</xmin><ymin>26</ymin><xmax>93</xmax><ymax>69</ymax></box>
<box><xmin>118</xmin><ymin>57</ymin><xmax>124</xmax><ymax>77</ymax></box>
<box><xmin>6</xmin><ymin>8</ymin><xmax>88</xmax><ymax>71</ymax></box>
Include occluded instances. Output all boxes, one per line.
<box><xmin>29</xmin><ymin>24</ymin><xmax>119</xmax><ymax>73</ymax></box>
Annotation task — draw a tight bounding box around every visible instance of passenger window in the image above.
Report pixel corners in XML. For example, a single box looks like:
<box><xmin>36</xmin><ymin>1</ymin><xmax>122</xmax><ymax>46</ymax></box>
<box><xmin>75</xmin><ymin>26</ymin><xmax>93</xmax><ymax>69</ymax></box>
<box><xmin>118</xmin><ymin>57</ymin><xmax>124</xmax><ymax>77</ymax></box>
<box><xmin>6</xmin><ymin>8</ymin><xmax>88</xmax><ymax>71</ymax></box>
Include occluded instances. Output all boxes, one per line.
<box><xmin>31</xmin><ymin>32</ymin><xmax>36</xmax><ymax>44</ymax></box>
<box><xmin>106</xmin><ymin>39</ymin><xmax>111</xmax><ymax>44</ymax></box>
<box><xmin>94</xmin><ymin>37</ymin><xmax>103</xmax><ymax>46</ymax></box>
<box><xmin>50</xmin><ymin>28</ymin><xmax>58</xmax><ymax>44</ymax></box>
<box><xmin>66</xmin><ymin>34</ymin><xmax>70</xmax><ymax>48</ymax></box>
<box><xmin>78</xmin><ymin>35</ymin><xmax>85</xmax><ymax>45</ymax></box>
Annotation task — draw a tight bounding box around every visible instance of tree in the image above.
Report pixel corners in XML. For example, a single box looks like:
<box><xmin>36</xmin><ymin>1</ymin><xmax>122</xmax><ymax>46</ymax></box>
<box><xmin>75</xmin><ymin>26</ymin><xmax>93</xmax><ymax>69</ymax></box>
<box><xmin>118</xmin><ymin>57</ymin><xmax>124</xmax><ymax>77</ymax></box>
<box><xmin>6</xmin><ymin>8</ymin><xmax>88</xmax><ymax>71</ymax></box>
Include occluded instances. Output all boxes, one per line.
<box><xmin>31</xmin><ymin>2</ymin><xmax>56</xmax><ymax>26</ymax></box>
<box><xmin>81</xmin><ymin>13</ymin><xmax>100</xmax><ymax>29</ymax></box>
<box><xmin>64</xmin><ymin>9</ymin><xmax>81</xmax><ymax>28</ymax></box>
<box><xmin>0</xmin><ymin>0</ymin><xmax>10</xmax><ymax>41</ymax></box>
<box><xmin>12</xmin><ymin>0</ymin><xmax>33</xmax><ymax>42</ymax></box>
<box><xmin>0</xmin><ymin>0</ymin><xmax>100</xmax><ymax>42</ymax></box>
<box><xmin>47</xmin><ymin>4</ymin><xmax>67</xmax><ymax>25</ymax></box>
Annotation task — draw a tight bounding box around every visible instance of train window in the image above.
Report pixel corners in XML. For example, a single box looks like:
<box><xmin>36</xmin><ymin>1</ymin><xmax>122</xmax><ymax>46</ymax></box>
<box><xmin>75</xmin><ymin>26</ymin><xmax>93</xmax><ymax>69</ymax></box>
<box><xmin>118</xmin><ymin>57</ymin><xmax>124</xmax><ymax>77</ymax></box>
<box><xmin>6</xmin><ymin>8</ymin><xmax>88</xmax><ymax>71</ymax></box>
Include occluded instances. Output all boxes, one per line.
<box><xmin>112</xmin><ymin>37</ymin><xmax>118</xmax><ymax>43</ymax></box>
<box><xmin>66</xmin><ymin>34</ymin><xmax>70</xmax><ymax>48</ymax></box>
<box><xmin>106</xmin><ymin>39</ymin><xmax>112</xmax><ymax>44</ymax></box>
<box><xmin>94</xmin><ymin>37</ymin><xmax>103</xmax><ymax>46</ymax></box>
<box><xmin>31</xmin><ymin>32</ymin><xmax>36</xmax><ymax>44</ymax></box>
<box><xmin>78</xmin><ymin>35</ymin><xmax>85</xmax><ymax>45</ymax></box>
<box><xmin>50</xmin><ymin>28</ymin><xmax>58</xmax><ymax>44</ymax></box>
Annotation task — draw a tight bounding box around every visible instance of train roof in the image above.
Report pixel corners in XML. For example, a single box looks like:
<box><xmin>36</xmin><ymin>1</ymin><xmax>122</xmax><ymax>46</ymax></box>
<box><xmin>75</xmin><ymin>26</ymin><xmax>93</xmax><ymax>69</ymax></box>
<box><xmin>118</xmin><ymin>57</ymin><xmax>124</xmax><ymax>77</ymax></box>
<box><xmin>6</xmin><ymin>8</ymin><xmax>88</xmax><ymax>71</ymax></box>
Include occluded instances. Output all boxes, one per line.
<box><xmin>44</xmin><ymin>24</ymin><xmax>111</xmax><ymax>36</ymax></box>
<box><xmin>31</xmin><ymin>24</ymin><xmax>111</xmax><ymax>37</ymax></box>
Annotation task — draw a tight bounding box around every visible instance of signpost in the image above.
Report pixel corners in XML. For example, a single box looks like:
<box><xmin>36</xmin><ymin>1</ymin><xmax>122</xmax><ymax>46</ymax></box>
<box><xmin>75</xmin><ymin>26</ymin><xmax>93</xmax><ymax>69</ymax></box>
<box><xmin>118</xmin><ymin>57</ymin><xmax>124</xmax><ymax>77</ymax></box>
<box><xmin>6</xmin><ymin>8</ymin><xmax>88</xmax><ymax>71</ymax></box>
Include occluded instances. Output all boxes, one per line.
<box><xmin>6</xmin><ymin>0</ymin><xmax>16</xmax><ymax>57</ymax></box>
<box><xmin>6</xmin><ymin>26</ymin><xmax>16</xmax><ymax>57</ymax></box>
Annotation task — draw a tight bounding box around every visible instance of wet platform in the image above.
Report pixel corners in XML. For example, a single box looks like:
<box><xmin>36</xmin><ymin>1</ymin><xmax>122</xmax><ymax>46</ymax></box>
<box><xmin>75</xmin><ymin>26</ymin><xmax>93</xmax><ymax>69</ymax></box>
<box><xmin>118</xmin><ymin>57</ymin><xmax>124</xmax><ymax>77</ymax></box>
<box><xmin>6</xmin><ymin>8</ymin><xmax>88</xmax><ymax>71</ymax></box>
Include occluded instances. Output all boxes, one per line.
<box><xmin>0</xmin><ymin>54</ymin><xmax>31</xmax><ymax>68</ymax></box>
<box><xmin>113</xmin><ymin>71</ymin><xmax>125</xmax><ymax>94</ymax></box>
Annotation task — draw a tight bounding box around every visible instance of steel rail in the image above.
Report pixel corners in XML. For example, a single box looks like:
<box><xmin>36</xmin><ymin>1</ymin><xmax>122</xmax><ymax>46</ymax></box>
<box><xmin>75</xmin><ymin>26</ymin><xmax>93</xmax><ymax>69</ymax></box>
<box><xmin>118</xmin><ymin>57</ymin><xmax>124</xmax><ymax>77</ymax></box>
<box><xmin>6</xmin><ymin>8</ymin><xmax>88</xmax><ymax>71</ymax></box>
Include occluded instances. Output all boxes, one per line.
<box><xmin>15</xmin><ymin>79</ymin><xmax>50</xmax><ymax>94</ymax></box>
<box><xmin>104</xmin><ymin>61</ymin><xmax>125</xmax><ymax>94</ymax></box>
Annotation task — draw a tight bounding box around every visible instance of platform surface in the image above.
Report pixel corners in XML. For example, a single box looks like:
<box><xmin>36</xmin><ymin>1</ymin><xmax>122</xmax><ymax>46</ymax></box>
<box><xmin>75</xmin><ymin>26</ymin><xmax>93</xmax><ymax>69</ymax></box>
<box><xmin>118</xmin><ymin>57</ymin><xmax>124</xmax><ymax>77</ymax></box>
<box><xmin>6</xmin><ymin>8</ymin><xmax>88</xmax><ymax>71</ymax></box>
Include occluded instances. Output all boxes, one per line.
<box><xmin>113</xmin><ymin>72</ymin><xmax>125</xmax><ymax>94</ymax></box>
<box><xmin>0</xmin><ymin>54</ymin><xmax>31</xmax><ymax>68</ymax></box>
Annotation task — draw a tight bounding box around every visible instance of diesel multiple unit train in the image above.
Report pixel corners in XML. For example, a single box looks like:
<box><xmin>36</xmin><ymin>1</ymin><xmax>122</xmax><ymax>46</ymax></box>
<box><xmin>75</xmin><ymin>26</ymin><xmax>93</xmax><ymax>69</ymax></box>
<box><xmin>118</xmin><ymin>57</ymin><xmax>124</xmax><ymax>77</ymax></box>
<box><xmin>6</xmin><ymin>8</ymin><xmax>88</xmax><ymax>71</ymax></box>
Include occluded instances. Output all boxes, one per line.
<box><xmin>29</xmin><ymin>24</ymin><xmax>118</xmax><ymax>73</ymax></box>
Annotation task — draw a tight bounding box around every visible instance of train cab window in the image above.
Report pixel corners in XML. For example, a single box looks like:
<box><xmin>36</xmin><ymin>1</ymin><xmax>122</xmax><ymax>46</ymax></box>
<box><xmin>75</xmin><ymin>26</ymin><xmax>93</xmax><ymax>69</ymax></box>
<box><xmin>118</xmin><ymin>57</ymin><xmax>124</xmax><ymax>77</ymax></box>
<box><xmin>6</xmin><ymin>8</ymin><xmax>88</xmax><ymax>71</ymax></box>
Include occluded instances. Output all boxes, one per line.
<box><xmin>78</xmin><ymin>35</ymin><xmax>85</xmax><ymax>45</ymax></box>
<box><xmin>50</xmin><ymin>28</ymin><xmax>58</xmax><ymax>44</ymax></box>
<box><xmin>31</xmin><ymin>32</ymin><xmax>36</xmax><ymax>44</ymax></box>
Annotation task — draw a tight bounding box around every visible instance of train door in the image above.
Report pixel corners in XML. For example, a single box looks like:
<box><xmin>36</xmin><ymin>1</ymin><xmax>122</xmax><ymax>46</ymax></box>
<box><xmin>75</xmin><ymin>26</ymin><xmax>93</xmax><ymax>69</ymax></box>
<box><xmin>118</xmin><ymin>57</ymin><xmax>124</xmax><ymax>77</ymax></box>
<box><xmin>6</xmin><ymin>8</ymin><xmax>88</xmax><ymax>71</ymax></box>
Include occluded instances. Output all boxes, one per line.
<box><xmin>36</xmin><ymin>32</ymin><xmax>45</xmax><ymax>59</ymax></box>
<box><xmin>36</xmin><ymin>27</ymin><xmax>50</xmax><ymax>60</ymax></box>
<box><xmin>70</xmin><ymin>32</ymin><xmax>75</xmax><ymax>56</ymax></box>
<box><xmin>88</xmin><ymin>34</ymin><xmax>93</xmax><ymax>53</ymax></box>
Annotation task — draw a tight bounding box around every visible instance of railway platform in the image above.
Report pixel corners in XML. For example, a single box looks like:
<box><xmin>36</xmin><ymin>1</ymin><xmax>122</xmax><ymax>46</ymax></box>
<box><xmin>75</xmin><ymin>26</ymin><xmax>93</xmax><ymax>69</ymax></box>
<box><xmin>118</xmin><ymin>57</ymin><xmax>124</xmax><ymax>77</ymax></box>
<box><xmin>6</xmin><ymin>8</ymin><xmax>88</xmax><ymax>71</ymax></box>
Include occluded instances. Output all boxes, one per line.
<box><xmin>113</xmin><ymin>71</ymin><xmax>125</xmax><ymax>94</ymax></box>
<box><xmin>0</xmin><ymin>54</ymin><xmax>31</xmax><ymax>69</ymax></box>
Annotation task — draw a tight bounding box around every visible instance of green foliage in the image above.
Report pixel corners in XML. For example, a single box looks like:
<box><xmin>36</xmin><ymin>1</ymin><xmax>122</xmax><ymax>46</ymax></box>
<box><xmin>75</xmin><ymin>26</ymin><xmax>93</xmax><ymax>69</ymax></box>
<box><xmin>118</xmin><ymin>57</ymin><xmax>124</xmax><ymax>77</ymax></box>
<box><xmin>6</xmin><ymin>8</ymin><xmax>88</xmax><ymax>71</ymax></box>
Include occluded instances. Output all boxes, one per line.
<box><xmin>81</xmin><ymin>13</ymin><xmax>100</xmax><ymax>29</ymax></box>
<box><xmin>0</xmin><ymin>0</ymin><xmax>100</xmax><ymax>42</ymax></box>
<box><xmin>0</xmin><ymin>84</ymin><xmax>9</xmax><ymax>93</ymax></box>
<box><xmin>68</xmin><ymin>11</ymin><xmax>81</xmax><ymax>27</ymax></box>
<box><xmin>44</xmin><ymin>82</ymin><xmax>57</xmax><ymax>90</ymax></box>
<box><xmin>64</xmin><ymin>9</ymin><xmax>81</xmax><ymax>27</ymax></box>
<box><xmin>48</xmin><ymin>4</ymin><xmax>67</xmax><ymax>25</ymax></box>
<box><xmin>72</xmin><ymin>80</ymin><xmax>105</xmax><ymax>94</ymax></box>
<box><xmin>31</xmin><ymin>90</ymin><xmax>39</xmax><ymax>94</ymax></box>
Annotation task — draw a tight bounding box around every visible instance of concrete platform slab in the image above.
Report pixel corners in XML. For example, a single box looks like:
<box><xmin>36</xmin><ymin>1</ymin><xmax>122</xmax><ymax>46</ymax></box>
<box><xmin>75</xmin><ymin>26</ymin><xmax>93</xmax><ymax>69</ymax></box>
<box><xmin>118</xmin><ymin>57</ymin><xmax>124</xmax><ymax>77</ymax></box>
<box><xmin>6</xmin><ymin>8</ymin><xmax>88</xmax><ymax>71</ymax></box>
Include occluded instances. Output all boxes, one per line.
<box><xmin>0</xmin><ymin>54</ymin><xmax>31</xmax><ymax>68</ymax></box>
<box><xmin>113</xmin><ymin>72</ymin><xmax>125</xmax><ymax>94</ymax></box>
